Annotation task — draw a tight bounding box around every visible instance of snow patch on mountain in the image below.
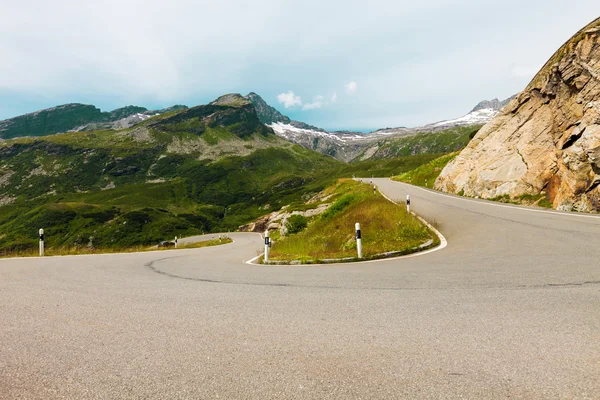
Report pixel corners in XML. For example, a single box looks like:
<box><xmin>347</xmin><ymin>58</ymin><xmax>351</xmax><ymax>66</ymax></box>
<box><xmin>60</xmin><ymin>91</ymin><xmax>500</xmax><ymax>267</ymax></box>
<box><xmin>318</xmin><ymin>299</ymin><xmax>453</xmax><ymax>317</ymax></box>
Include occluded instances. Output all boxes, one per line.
<box><xmin>269</xmin><ymin>122</ymin><xmax>362</xmax><ymax>143</ymax></box>
<box><xmin>431</xmin><ymin>108</ymin><xmax>499</xmax><ymax>128</ymax></box>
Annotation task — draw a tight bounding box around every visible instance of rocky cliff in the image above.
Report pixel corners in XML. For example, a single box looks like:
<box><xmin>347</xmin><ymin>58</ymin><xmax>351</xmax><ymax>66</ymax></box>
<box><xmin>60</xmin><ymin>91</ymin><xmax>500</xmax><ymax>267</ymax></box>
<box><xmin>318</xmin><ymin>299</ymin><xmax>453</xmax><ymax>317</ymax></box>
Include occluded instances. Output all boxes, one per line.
<box><xmin>436</xmin><ymin>18</ymin><xmax>600</xmax><ymax>212</ymax></box>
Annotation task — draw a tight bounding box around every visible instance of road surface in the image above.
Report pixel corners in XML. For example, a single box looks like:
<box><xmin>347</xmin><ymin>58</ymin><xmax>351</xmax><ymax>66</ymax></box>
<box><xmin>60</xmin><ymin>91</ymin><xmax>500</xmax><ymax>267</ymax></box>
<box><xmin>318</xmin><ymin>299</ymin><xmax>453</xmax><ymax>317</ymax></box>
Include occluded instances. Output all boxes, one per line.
<box><xmin>1</xmin><ymin>179</ymin><xmax>599</xmax><ymax>399</ymax></box>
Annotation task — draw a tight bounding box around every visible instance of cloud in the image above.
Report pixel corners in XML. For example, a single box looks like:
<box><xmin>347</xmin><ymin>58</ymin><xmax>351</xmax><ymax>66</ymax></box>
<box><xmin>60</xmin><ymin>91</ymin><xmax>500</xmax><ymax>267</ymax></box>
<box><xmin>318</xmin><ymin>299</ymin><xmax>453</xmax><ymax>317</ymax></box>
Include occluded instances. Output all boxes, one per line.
<box><xmin>276</xmin><ymin>91</ymin><xmax>302</xmax><ymax>108</ymax></box>
<box><xmin>1</xmin><ymin>0</ymin><xmax>598</xmax><ymax>126</ymax></box>
<box><xmin>302</xmin><ymin>95</ymin><xmax>325</xmax><ymax>110</ymax></box>
<box><xmin>345</xmin><ymin>81</ymin><xmax>357</xmax><ymax>94</ymax></box>
<box><xmin>331</xmin><ymin>92</ymin><xmax>337</xmax><ymax>103</ymax></box>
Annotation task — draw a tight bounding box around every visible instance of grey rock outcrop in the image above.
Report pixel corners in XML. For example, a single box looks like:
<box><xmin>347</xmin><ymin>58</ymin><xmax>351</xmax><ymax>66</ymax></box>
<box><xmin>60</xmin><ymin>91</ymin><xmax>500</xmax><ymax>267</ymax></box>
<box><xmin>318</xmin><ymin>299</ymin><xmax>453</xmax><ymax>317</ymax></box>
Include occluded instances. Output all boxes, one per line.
<box><xmin>436</xmin><ymin>18</ymin><xmax>600</xmax><ymax>212</ymax></box>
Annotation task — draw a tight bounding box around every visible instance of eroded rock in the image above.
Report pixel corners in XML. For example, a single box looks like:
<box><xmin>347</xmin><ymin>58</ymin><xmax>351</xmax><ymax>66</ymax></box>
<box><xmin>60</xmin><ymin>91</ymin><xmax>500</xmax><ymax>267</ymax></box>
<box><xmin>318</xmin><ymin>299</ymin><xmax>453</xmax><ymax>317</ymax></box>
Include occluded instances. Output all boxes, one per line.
<box><xmin>436</xmin><ymin>18</ymin><xmax>600</xmax><ymax>212</ymax></box>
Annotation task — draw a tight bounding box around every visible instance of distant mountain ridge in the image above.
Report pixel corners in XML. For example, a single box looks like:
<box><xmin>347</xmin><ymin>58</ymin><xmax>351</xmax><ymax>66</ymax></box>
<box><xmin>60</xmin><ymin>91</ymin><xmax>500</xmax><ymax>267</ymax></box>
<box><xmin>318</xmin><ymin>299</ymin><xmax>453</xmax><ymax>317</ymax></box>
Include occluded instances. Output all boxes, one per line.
<box><xmin>0</xmin><ymin>103</ymin><xmax>188</xmax><ymax>140</ymax></box>
<box><xmin>470</xmin><ymin>96</ymin><xmax>515</xmax><ymax>113</ymax></box>
<box><xmin>244</xmin><ymin>92</ymin><xmax>324</xmax><ymax>131</ymax></box>
<box><xmin>259</xmin><ymin>93</ymin><xmax>515</xmax><ymax>161</ymax></box>
<box><xmin>0</xmin><ymin>92</ymin><xmax>514</xmax><ymax>163</ymax></box>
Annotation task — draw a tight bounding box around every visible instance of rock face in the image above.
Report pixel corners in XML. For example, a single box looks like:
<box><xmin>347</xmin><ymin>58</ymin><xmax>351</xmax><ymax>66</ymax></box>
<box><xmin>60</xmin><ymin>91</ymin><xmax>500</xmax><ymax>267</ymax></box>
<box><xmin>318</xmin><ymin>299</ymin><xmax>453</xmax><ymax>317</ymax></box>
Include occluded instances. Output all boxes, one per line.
<box><xmin>244</xmin><ymin>92</ymin><xmax>324</xmax><ymax>131</ymax></box>
<box><xmin>436</xmin><ymin>18</ymin><xmax>600</xmax><ymax>212</ymax></box>
<box><xmin>250</xmin><ymin>91</ymin><xmax>513</xmax><ymax>162</ymax></box>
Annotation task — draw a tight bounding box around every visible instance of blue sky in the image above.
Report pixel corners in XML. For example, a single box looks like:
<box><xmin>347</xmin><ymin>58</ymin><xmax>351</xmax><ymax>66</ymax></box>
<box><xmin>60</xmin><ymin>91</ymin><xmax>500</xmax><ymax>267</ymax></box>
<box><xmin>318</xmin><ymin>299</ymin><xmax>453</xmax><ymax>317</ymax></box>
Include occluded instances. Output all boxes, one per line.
<box><xmin>1</xmin><ymin>1</ymin><xmax>599</xmax><ymax>131</ymax></box>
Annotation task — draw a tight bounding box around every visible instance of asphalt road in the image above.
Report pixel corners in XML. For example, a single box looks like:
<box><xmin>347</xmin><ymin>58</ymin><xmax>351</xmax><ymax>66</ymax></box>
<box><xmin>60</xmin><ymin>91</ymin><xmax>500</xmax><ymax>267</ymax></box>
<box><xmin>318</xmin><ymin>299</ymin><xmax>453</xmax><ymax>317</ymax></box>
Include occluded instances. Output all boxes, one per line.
<box><xmin>1</xmin><ymin>179</ymin><xmax>599</xmax><ymax>399</ymax></box>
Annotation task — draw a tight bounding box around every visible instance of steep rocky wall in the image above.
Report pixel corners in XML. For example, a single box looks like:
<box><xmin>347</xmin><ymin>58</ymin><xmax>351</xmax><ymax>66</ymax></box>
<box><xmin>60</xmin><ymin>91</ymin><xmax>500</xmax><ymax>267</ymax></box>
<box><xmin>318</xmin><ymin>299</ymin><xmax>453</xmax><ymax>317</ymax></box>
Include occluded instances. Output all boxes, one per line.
<box><xmin>436</xmin><ymin>18</ymin><xmax>600</xmax><ymax>212</ymax></box>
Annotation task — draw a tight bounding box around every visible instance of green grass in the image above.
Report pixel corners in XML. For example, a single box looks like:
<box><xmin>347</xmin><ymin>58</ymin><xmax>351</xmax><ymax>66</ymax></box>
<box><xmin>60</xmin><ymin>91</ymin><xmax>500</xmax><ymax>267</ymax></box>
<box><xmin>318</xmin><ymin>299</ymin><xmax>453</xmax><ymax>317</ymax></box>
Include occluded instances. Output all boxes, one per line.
<box><xmin>0</xmin><ymin>237</ymin><xmax>232</xmax><ymax>259</ymax></box>
<box><xmin>489</xmin><ymin>193</ymin><xmax>553</xmax><ymax>209</ymax></box>
<box><xmin>268</xmin><ymin>180</ymin><xmax>436</xmax><ymax>263</ymax></box>
<box><xmin>357</xmin><ymin>125</ymin><xmax>481</xmax><ymax>161</ymax></box>
<box><xmin>391</xmin><ymin>150</ymin><xmax>557</xmax><ymax>209</ymax></box>
<box><xmin>343</xmin><ymin>153</ymin><xmax>440</xmax><ymax>177</ymax></box>
<box><xmin>0</xmin><ymin>139</ymin><xmax>342</xmax><ymax>253</ymax></box>
<box><xmin>392</xmin><ymin>152</ymin><xmax>459</xmax><ymax>188</ymax></box>
<box><xmin>175</xmin><ymin>237</ymin><xmax>233</xmax><ymax>249</ymax></box>
<box><xmin>0</xmin><ymin>96</ymin><xmax>447</xmax><ymax>255</ymax></box>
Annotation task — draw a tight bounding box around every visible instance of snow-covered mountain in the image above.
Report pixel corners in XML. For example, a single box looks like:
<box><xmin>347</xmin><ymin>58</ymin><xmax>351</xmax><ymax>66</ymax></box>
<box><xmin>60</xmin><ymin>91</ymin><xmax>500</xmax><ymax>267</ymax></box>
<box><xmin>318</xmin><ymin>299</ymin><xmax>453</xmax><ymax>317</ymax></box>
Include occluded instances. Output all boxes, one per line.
<box><xmin>259</xmin><ymin>95</ymin><xmax>515</xmax><ymax>161</ymax></box>
<box><xmin>0</xmin><ymin>91</ymin><xmax>514</xmax><ymax>162</ymax></box>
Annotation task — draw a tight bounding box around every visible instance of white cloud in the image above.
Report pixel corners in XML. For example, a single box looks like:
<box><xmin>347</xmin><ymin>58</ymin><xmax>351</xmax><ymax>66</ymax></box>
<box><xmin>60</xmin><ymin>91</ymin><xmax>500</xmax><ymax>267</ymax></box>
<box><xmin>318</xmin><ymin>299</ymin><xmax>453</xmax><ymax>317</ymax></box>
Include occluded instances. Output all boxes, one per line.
<box><xmin>302</xmin><ymin>95</ymin><xmax>325</xmax><ymax>110</ymax></box>
<box><xmin>1</xmin><ymin>0</ymin><xmax>599</xmax><ymax>126</ymax></box>
<box><xmin>276</xmin><ymin>91</ymin><xmax>302</xmax><ymax>108</ymax></box>
<box><xmin>331</xmin><ymin>92</ymin><xmax>337</xmax><ymax>103</ymax></box>
<box><xmin>345</xmin><ymin>81</ymin><xmax>358</xmax><ymax>94</ymax></box>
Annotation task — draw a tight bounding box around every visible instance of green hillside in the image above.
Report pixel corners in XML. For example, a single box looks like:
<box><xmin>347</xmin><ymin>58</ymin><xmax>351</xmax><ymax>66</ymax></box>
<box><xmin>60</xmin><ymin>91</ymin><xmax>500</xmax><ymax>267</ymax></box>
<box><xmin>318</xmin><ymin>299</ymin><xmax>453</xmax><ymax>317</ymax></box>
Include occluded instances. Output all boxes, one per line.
<box><xmin>0</xmin><ymin>93</ymin><xmax>462</xmax><ymax>255</ymax></box>
<box><xmin>0</xmin><ymin>95</ymin><xmax>341</xmax><ymax>254</ymax></box>
<box><xmin>354</xmin><ymin>125</ymin><xmax>481</xmax><ymax>161</ymax></box>
<box><xmin>0</xmin><ymin>103</ymin><xmax>191</xmax><ymax>140</ymax></box>
<box><xmin>392</xmin><ymin>152</ymin><xmax>459</xmax><ymax>188</ymax></box>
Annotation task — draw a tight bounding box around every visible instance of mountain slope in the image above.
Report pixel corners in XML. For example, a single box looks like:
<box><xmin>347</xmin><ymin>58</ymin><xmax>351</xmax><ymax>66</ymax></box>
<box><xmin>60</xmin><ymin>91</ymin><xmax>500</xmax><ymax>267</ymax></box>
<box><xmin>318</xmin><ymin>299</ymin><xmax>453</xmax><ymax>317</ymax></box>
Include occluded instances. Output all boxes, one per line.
<box><xmin>436</xmin><ymin>18</ymin><xmax>600</xmax><ymax>212</ymax></box>
<box><xmin>249</xmin><ymin>92</ymin><xmax>512</xmax><ymax>162</ymax></box>
<box><xmin>0</xmin><ymin>91</ymin><xmax>513</xmax><ymax>163</ymax></box>
<box><xmin>0</xmin><ymin>94</ymin><xmax>342</xmax><ymax>253</ymax></box>
<box><xmin>353</xmin><ymin>125</ymin><xmax>482</xmax><ymax>161</ymax></box>
<box><xmin>0</xmin><ymin>103</ymin><xmax>188</xmax><ymax>139</ymax></box>
<box><xmin>470</xmin><ymin>96</ymin><xmax>515</xmax><ymax>112</ymax></box>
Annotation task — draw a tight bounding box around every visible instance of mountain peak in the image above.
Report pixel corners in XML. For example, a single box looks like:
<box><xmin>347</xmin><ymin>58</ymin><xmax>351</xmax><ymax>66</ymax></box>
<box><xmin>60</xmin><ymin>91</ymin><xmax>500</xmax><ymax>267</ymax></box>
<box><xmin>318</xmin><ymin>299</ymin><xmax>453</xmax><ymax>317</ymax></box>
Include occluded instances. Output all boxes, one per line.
<box><xmin>244</xmin><ymin>92</ymin><xmax>291</xmax><ymax>125</ymax></box>
<box><xmin>209</xmin><ymin>93</ymin><xmax>251</xmax><ymax>108</ymax></box>
<box><xmin>470</xmin><ymin>95</ymin><xmax>515</xmax><ymax>113</ymax></box>
<box><xmin>150</xmin><ymin>94</ymin><xmax>271</xmax><ymax>139</ymax></box>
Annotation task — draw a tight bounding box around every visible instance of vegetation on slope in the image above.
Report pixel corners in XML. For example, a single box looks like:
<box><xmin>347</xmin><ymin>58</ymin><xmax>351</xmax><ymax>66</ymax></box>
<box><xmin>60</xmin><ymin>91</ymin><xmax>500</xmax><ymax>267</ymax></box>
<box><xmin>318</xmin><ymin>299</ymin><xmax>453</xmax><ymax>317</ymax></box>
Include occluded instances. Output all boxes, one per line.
<box><xmin>1</xmin><ymin>235</ymin><xmax>232</xmax><ymax>258</ymax></box>
<box><xmin>392</xmin><ymin>152</ymin><xmax>459</xmax><ymax>188</ymax></box>
<box><xmin>393</xmin><ymin>153</ymin><xmax>554</xmax><ymax>208</ymax></box>
<box><xmin>268</xmin><ymin>180</ymin><xmax>436</xmax><ymax>263</ymax></box>
<box><xmin>0</xmin><ymin>104</ymin><xmax>151</xmax><ymax>140</ymax></box>
<box><xmin>0</xmin><ymin>96</ymin><xmax>343</xmax><ymax>255</ymax></box>
<box><xmin>0</xmin><ymin>93</ymin><xmax>473</xmax><ymax>256</ymax></box>
<box><xmin>355</xmin><ymin>125</ymin><xmax>481</xmax><ymax>161</ymax></box>
<box><xmin>343</xmin><ymin>154</ymin><xmax>440</xmax><ymax>178</ymax></box>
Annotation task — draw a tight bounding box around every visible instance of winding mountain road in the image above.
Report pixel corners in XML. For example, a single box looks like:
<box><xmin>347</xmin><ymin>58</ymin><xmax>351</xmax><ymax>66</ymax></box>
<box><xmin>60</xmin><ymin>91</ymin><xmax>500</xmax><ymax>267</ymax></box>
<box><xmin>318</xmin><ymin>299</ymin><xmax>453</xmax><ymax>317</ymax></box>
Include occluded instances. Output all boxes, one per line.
<box><xmin>1</xmin><ymin>178</ymin><xmax>599</xmax><ymax>399</ymax></box>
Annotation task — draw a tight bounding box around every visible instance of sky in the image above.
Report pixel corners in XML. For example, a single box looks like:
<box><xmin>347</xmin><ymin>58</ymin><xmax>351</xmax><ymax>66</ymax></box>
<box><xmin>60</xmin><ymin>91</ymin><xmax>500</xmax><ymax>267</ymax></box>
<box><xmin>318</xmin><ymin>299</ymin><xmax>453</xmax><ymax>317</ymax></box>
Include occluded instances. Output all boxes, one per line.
<box><xmin>1</xmin><ymin>1</ymin><xmax>599</xmax><ymax>131</ymax></box>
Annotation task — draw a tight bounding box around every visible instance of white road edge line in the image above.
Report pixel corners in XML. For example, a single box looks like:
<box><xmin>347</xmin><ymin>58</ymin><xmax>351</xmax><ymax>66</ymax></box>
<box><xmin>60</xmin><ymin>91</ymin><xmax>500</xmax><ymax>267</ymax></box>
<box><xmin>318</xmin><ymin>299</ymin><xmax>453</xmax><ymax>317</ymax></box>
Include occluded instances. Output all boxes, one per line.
<box><xmin>244</xmin><ymin>232</ymin><xmax>266</xmax><ymax>265</ymax></box>
<box><xmin>394</xmin><ymin>179</ymin><xmax>600</xmax><ymax>220</ymax></box>
<box><xmin>378</xmin><ymin>187</ymin><xmax>448</xmax><ymax>257</ymax></box>
<box><xmin>244</xmin><ymin>188</ymin><xmax>448</xmax><ymax>266</ymax></box>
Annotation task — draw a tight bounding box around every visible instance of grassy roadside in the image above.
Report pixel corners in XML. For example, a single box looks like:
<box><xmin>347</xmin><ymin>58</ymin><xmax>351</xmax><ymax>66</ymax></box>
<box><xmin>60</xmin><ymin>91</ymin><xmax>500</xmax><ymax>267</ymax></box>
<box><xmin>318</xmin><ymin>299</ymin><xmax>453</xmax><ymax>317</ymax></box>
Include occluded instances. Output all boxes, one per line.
<box><xmin>488</xmin><ymin>194</ymin><xmax>553</xmax><ymax>208</ymax></box>
<box><xmin>392</xmin><ymin>152</ymin><xmax>554</xmax><ymax>209</ymax></box>
<box><xmin>267</xmin><ymin>179</ymin><xmax>437</xmax><ymax>263</ymax></box>
<box><xmin>0</xmin><ymin>237</ymin><xmax>232</xmax><ymax>259</ymax></box>
<box><xmin>391</xmin><ymin>152</ymin><xmax>459</xmax><ymax>189</ymax></box>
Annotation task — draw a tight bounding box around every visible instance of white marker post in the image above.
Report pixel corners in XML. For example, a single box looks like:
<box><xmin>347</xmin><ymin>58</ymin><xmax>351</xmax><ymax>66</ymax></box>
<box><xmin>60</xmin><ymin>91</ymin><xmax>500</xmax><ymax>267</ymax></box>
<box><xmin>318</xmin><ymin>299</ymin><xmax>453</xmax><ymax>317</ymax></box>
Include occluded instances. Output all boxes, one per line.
<box><xmin>39</xmin><ymin>228</ymin><xmax>44</xmax><ymax>257</ymax></box>
<box><xmin>406</xmin><ymin>195</ymin><xmax>411</xmax><ymax>214</ymax></box>
<box><xmin>174</xmin><ymin>236</ymin><xmax>178</xmax><ymax>248</ymax></box>
<box><xmin>355</xmin><ymin>222</ymin><xmax>362</xmax><ymax>258</ymax></box>
<box><xmin>264</xmin><ymin>230</ymin><xmax>270</xmax><ymax>262</ymax></box>
<box><xmin>373</xmin><ymin>185</ymin><xmax>376</xmax><ymax>194</ymax></box>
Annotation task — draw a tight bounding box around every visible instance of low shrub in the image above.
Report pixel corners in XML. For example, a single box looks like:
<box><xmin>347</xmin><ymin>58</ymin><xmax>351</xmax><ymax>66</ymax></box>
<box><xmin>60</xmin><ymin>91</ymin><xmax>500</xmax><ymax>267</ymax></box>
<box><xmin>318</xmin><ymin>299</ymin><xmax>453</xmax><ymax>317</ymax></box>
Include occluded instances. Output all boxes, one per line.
<box><xmin>286</xmin><ymin>215</ymin><xmax>308</xmax><ymax>234</ymax></box>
